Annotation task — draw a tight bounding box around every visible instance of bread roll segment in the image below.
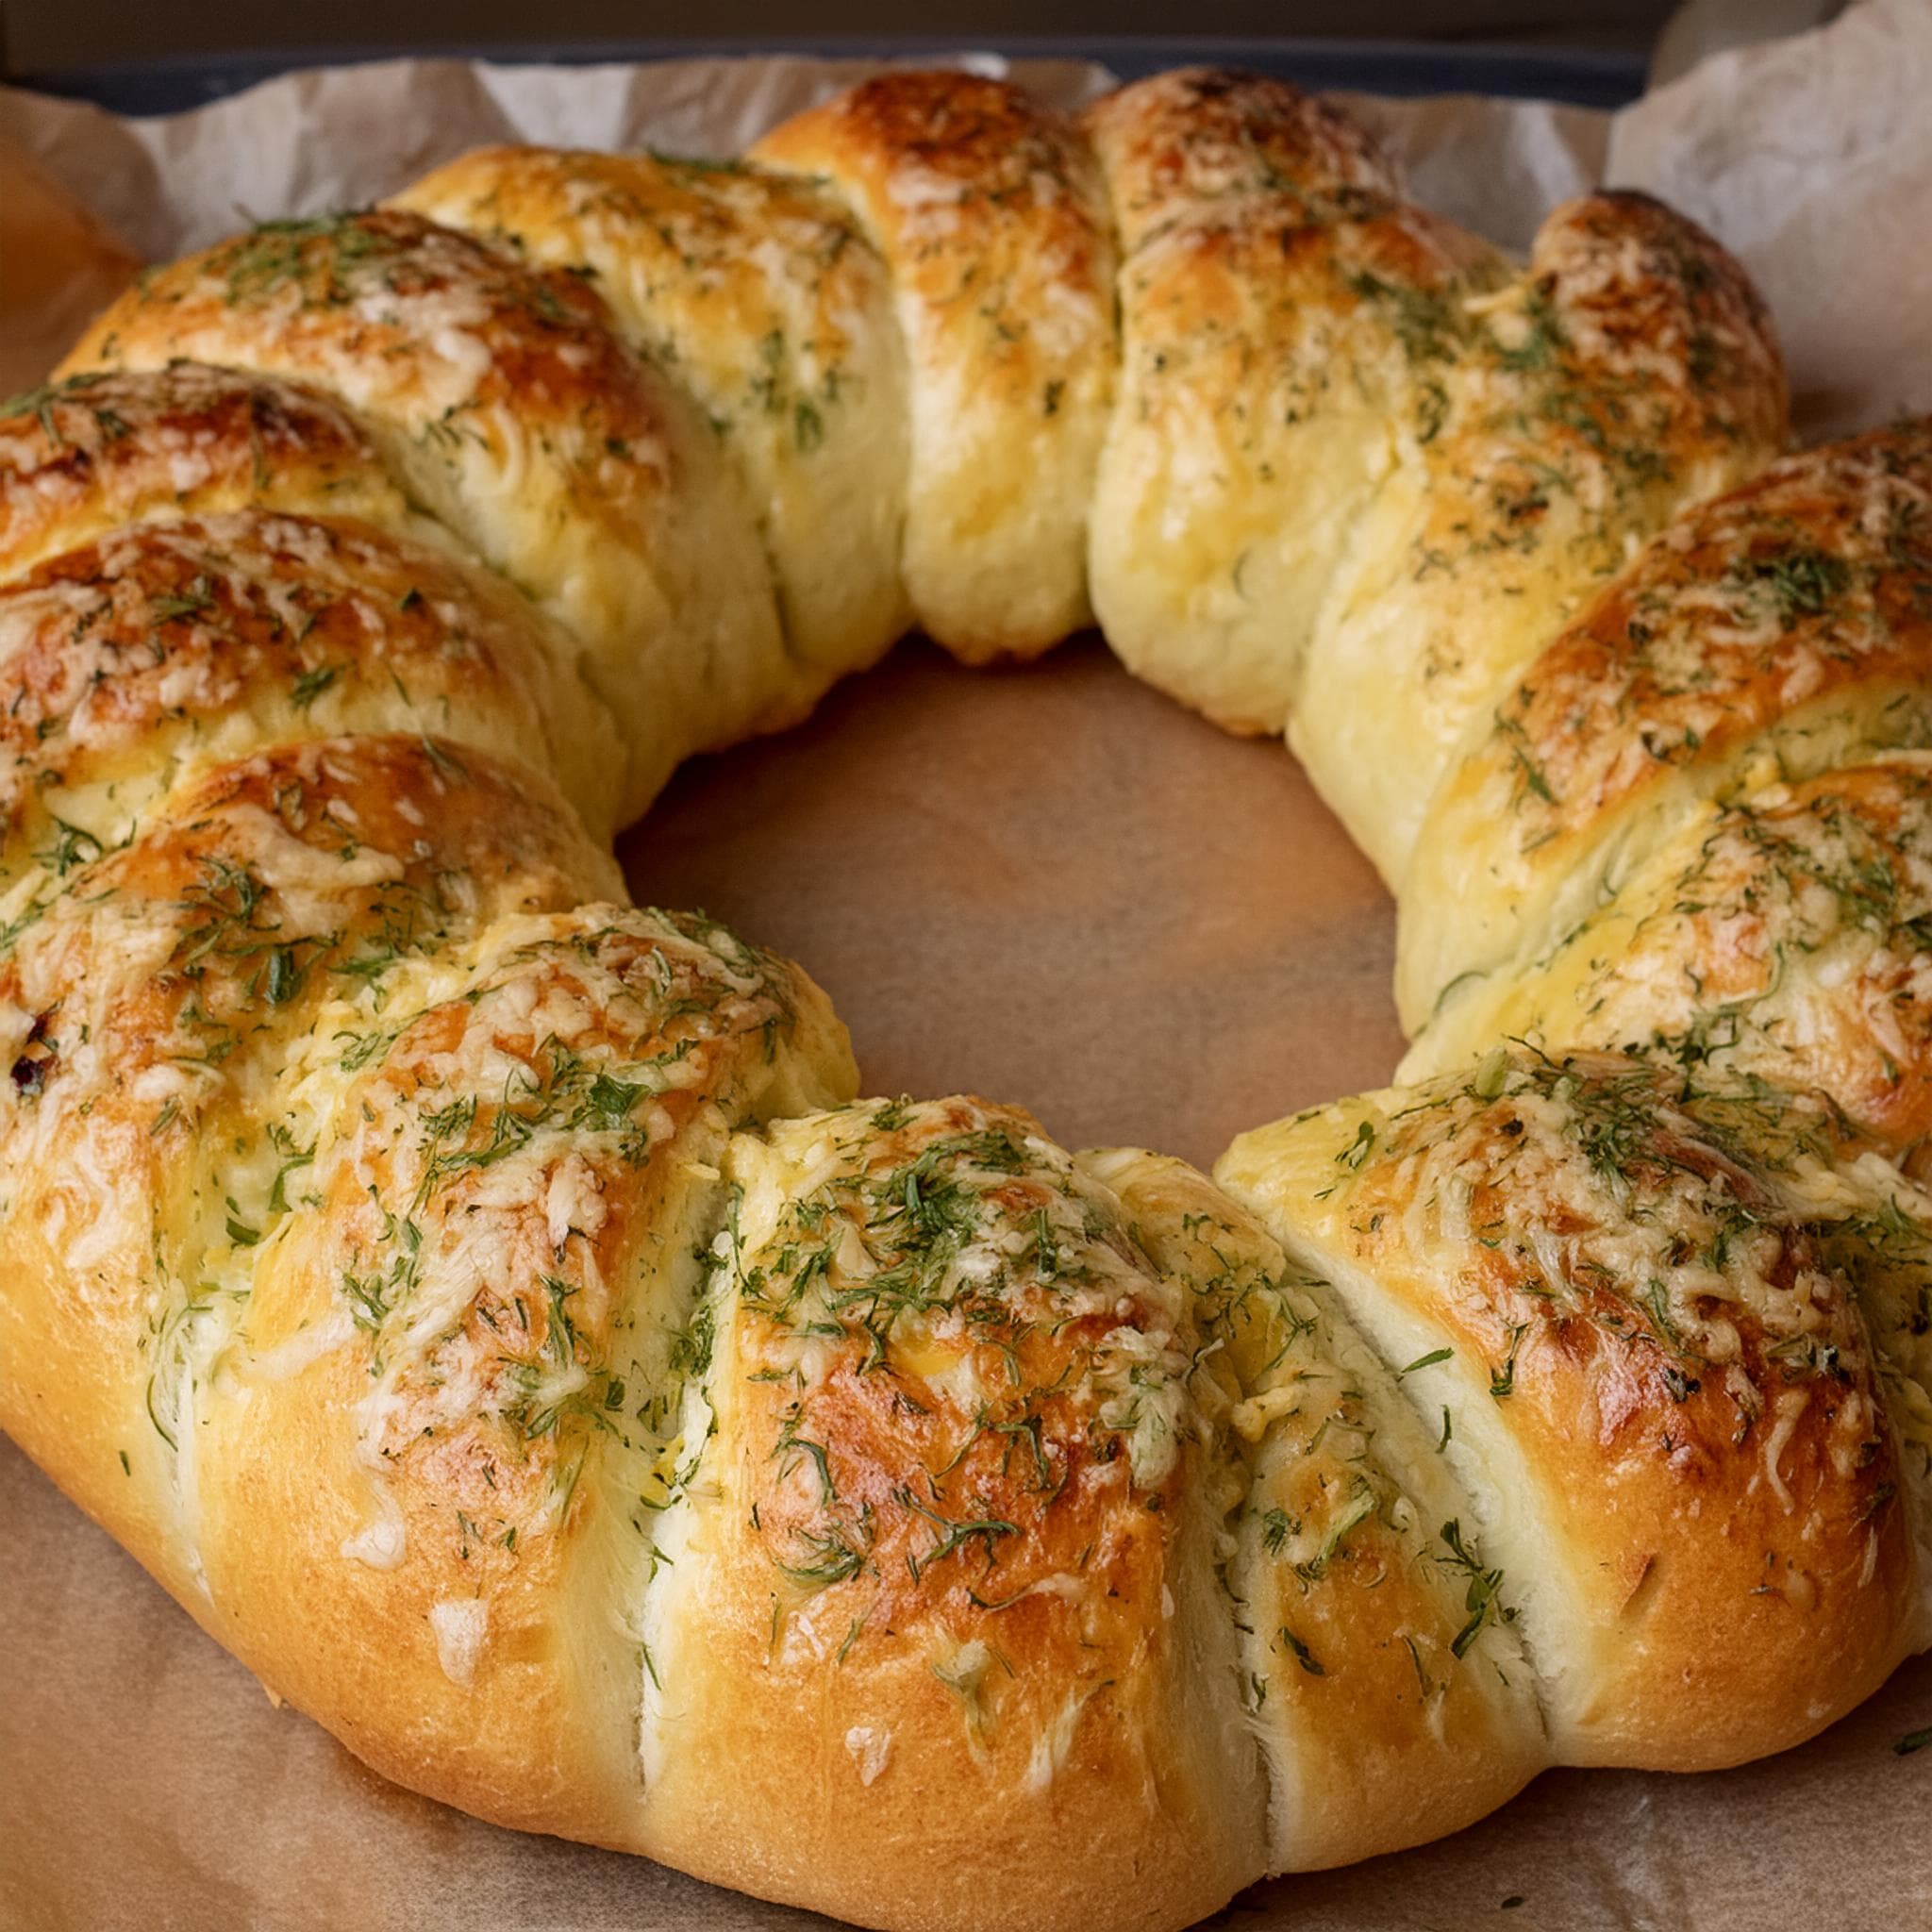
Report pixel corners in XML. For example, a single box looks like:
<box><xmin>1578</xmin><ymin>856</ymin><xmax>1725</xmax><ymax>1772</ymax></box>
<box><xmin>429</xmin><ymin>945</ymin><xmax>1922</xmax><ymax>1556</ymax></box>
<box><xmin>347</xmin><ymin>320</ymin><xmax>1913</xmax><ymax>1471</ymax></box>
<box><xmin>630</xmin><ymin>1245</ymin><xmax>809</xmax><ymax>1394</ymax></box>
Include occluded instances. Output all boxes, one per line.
<box><xmin>1083</xmin><ymin>1148</ymin><xmax>1544</xmax><ymax>1872</ymax></box>
<box><xmin>1084</xmin><ymin>67</ymin><xmax>1511</xmax><ymax>738</ymax></box>
<box><xmin>193</xmin><ymin>904</ymin><xmax>856</xmax><ymax>1850</ymax></box>
<box><xmin>0</xmin><ymin>733</ymin><xmax>622</xmax><ymax>1606</ymax></box>
<box><xmin>0</xmin><ymin>362</ymin><xmax>425</xmax><ymax>581</ymax></box>
<box><xmin>1401</xmin><ymin>752</ymin><xmax>1932</xmax><ymax>1163</ymax></box>
<box><xmin>637</xmin><ymin>1098</ymin><xmax>1262</xmax><ymax>1932</ymax></box>
<box><xmin>390</xmin><ymin>146</ymin><xmax>913</xmax><ymax>697</ymax></box>
<box><xmin>7</xmin><ymin>59</ymin><xmax>1932</xmax><ymax>1932</ymax></box>
<box><xmin>751</xmin><ymin>72</ymin><xmax>1117</xmax><ymax>660</ymax></box>
<box><xmin>0</xmin><ymin>505</ymin><xmax>624</xmax><ymax>850</ymax></box>
<box><xmin>1217</xmin><ymin>1052</ymin><xmax>1916</xmax><ymax>1771</ymax></box>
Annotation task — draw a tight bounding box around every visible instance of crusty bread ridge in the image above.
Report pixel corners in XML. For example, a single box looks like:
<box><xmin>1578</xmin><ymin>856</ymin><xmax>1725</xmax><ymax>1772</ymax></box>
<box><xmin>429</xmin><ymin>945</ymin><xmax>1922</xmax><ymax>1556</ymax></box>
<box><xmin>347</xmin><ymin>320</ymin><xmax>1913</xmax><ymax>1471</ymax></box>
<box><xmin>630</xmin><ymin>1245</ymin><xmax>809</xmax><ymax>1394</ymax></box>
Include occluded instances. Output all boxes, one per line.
<box><xmin>6</xmin><ymin>62</ymin><xmax>1932</xmax><ymax>1932</ymax></box>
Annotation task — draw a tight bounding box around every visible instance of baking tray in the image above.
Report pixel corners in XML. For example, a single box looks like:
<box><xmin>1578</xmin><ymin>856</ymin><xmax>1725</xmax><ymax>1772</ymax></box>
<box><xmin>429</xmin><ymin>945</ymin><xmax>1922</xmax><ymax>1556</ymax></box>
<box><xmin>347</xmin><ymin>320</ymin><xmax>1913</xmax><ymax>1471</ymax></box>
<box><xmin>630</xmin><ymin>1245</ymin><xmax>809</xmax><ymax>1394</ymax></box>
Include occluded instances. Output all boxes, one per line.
<box><xmin>15</xmin><ymin>35</ymin><xmax>1646</xmax><ymax>117</ymax></box>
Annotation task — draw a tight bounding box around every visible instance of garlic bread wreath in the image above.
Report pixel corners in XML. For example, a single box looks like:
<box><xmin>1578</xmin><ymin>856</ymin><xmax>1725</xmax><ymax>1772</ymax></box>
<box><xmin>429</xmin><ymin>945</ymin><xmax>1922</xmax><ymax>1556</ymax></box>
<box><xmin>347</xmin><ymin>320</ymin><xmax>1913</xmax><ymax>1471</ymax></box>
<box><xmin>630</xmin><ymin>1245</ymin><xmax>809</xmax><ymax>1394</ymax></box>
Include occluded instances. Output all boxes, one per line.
<box><xmin>8</xmin><ymin>61</ymin><xmax>1932</xmax><ymax>1932</ymax></box>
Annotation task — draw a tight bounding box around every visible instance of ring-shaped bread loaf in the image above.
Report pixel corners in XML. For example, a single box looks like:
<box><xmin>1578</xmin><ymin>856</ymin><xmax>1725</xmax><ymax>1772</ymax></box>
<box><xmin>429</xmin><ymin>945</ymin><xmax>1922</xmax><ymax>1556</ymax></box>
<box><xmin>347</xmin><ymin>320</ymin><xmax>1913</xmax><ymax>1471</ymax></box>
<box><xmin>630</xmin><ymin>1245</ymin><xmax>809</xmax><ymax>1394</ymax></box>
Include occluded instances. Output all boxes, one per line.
<box><xmin>7</xmin><ymin>61</ymin><xmax>1932</xmax><ymax>1932</ymax></box>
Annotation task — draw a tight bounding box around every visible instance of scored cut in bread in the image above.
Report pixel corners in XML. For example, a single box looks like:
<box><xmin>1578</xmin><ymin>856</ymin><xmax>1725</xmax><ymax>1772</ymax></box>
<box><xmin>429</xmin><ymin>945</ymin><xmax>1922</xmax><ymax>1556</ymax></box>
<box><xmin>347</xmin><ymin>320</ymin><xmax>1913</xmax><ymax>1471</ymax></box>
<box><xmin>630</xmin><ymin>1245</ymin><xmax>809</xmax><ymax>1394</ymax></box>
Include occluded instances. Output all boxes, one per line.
<box><xmin>7</xmin><ymin>60</ymin><xmax>1932</xmax><ymax>1932</ymax></box>
<box><xmin>1400</xmin><ymin>751</ymin><xmax>1932</xmax><ymax>1162</ymax></box>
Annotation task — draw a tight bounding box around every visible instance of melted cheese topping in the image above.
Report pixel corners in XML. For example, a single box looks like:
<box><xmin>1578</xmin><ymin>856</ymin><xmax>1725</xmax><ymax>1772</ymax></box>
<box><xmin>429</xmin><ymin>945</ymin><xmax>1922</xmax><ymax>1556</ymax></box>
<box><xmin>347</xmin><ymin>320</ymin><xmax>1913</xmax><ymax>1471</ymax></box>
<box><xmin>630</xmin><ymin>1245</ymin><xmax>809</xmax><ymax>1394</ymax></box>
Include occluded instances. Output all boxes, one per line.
<box><xmin>1403</xmin><ymin>422</ymin><xmax>1932</xmax><ymax>1028</ymax></box>
<box><xmin>0</xmin><ymin>362</ymin><xmax>410</xmax><ymax>581</ymax></box>
<box><xmin>1357</xmin><ymin>1053</ymin><xmax>1862</xmax><ymax>1385</ymax></box>
<box><xmin>1407</xmin><ymin>754</ymin><xmax>1932</xmax><ymax>1159</ymax></box>
<box><xmin>684</xmin><ymin>1094</ymin><xmax>1211</xmax><ymax>1770</ymax></box>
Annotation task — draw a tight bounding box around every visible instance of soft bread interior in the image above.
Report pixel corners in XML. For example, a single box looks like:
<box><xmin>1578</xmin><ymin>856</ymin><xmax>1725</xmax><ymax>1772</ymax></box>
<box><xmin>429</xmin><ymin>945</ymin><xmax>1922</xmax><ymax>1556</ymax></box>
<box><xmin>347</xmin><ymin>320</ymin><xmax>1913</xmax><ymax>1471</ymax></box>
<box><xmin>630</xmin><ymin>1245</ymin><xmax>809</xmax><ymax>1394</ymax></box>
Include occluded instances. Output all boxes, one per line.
<box><xmin>1081</xmin><ymin>1146</ymin><xmax>1544</xmax><ymax>1872</ymax></box>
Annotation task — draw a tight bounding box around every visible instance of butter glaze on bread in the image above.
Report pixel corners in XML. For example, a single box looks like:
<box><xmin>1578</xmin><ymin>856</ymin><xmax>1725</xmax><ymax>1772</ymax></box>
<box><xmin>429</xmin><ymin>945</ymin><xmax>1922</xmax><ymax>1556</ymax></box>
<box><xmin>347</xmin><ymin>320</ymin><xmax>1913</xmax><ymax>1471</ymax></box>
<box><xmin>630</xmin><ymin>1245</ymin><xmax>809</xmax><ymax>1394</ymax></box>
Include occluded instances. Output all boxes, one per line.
<box><xmin>8</xmin><ymin>62</ymin><xmax>1932</xmax><ymax>1932</ymax></box>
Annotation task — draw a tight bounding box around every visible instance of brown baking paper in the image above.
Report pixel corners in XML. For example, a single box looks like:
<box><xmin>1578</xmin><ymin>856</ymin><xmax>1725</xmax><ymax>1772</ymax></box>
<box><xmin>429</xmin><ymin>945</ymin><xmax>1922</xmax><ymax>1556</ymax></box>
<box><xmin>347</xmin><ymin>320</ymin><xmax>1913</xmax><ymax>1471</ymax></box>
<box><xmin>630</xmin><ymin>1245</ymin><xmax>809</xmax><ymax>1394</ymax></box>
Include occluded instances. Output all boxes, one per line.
<box><xmin>5</xmin><ymin>13</ymin><xmax>1932</xmax><ymax>1928</ymax></box>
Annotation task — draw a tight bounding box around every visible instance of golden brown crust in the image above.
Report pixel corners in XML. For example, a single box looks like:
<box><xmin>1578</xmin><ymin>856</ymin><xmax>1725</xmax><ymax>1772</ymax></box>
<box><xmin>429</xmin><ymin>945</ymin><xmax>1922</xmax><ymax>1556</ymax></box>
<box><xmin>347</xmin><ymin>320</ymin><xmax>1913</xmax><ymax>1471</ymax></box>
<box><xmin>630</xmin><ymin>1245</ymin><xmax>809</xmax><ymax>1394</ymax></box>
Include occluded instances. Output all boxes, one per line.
<box><xmin>1086</xmin><ymin>67</ymin><xmax>1510</xmax><ymax>737</ymax></box>
<box><xmin>0</xmin><ymin>363</ymin><xmax>415</xmax><ymax>584</ymax></box>
<box><xmin>1084</xmin><ymin>1147</ymin><xmax>1544</xmax><ymax>1871</ymax></box>
<box><xmin>752</xmin><ymin>73</ymin><xmax>1116</xmax><ymax>659</ymax></box>
<box><xmin>0</xmin><ymin>733</ymin><xmax>621</xmax><ymax>1599</ymax></box>
<box><xmin>1219</xmin><ymin>1053</ymin><xmax>1916</xmax><ymax>1769</ymax></box>
<box><xmin>1508</xmin><ymin>424</ymin><xmax>1932</xmax><ymax>825</ymax></box>
<box><xmin>193</xmin><ymin>906</ymin><xmax>855</xmax><ymax>1850</ymax></box>
<box><xmin>1401</xmin><ymin>421</ymin><xmax>1932</xmax><ymax>1032</ymax></box>
<box><xmin>1096</xmin><ymin>191</ymin><xmax>1505</xmax><ymax>735</ymax></box>
<box><xmin>1293</xmin><ymin>190</ymin><xmax>1788</xmax><ymax>879</ymax></box>
<box><xmin>391</xmin><ymin>146</ymin><xmax>911</xmax><ymax>687</ymax></box>
<box><xmin>59</xmin><ymin>211</ymin><xmax>672</xmax><ymax>507</ymax></box>
<box><xmin>1083</xmin><ymin>67</ymin><xmax>1398</xmax><ymax>255</ymax></box>
<box><xmin>1528</xmin><ymin>192</ymin><xmax>1785</xmax><ymax>446</ymax></box>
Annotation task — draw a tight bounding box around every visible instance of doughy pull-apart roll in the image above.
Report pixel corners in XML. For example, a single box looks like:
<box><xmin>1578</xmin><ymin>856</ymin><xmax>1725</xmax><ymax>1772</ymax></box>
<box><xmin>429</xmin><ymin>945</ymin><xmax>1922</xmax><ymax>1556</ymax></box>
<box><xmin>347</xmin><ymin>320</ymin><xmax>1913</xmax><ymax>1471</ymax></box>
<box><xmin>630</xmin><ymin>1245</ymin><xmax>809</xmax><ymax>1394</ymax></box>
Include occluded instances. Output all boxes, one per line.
<box><xmin>1295</xmin><ymin>188</ymin><xmax>1787</xmax><ymax>879</ymax></box>
<box><xmin>1083</xmin><ymin>67</ymin><xmax>1783</xmax><ymax>829</ymax></box>
<box><xmin>1085</xmin><ymin>70</ymin><xmax>1507</xmax><ymax>743</ymax></box>
<box><xmin>1084</xmin><ymin>1147</ymin><xmax>1545</xmax><ymax>1870</ymax></box>
<box><xmin>638</xmin><ymin>1097</ymin><xmax>1257</xmax><ymax>1931</ymax></box>
<box><xmin>6</xmin><ymin>59</ymin><xmax>1925</xmax><ymax>1932</ymax></box>
<box><xmin>192</xmin><ymin>906</ymin><xmax>855</xmax><ymax>1848</ymax></box>
<box><xmin>1403</xmin><ymin>420</ymin><xmax>1932</xmax><ymax>1035</ymax></box>
<box><xmin>0</xmin><ymin>734</ymin><xmax>623</xmax><ymax>1599</ymax></box>
<box><xmin>1404</xmin><ymin>752</ymin><xmax>1932</xmax><ymax>1166</ymax></box>
<box><xmin>1219</xmin><ymin>1050</ymin><xmax>1922</xmax><ymax>1771</ymax></box>
<box><xmin>0</xmin><ymin>505</ymin><xmax>623</xmax><ymax>850</ymax></box>
<box><xmin>752</xmin><ymin>72</ymin><xmax>1118</xmax><ymax>660</ymax></box>
<box><xmin>391</xmin><ymin>145</ymin><xmax>913</xmax><ymax>690</ymax></box>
